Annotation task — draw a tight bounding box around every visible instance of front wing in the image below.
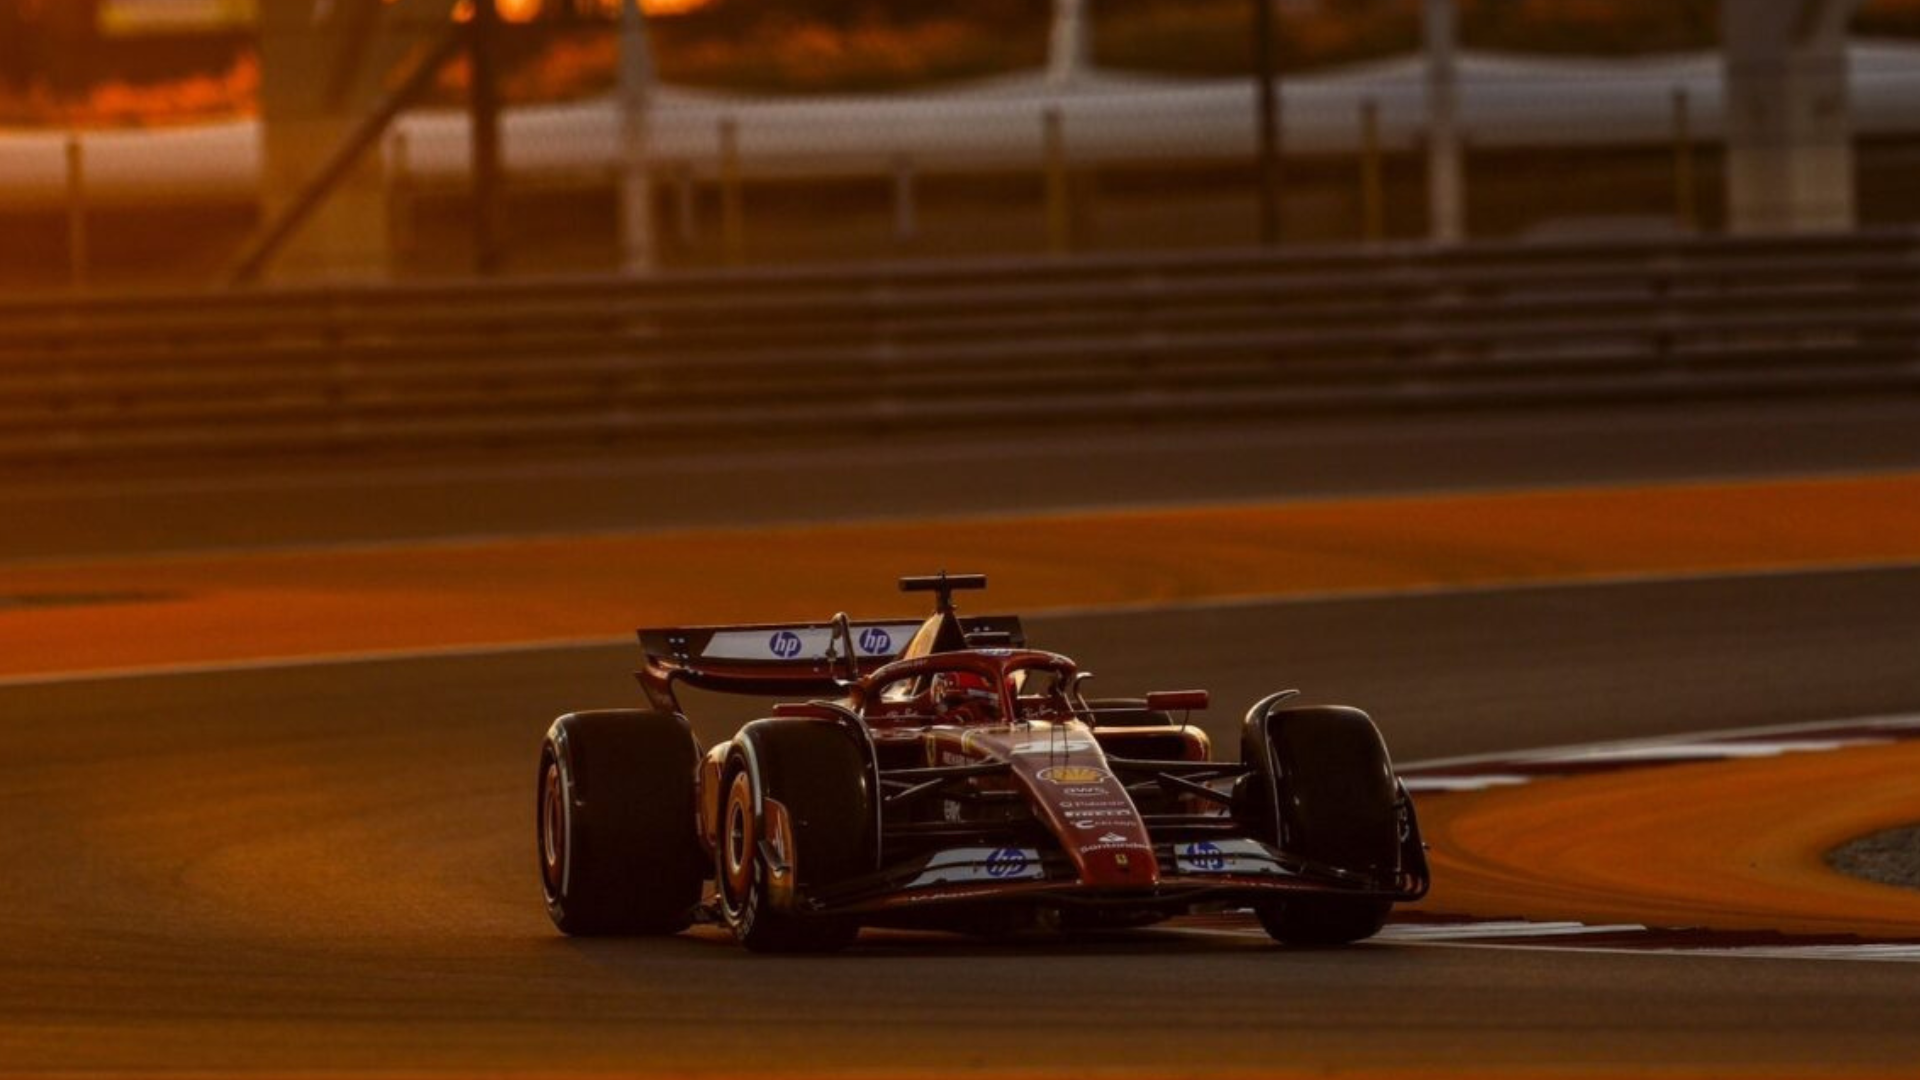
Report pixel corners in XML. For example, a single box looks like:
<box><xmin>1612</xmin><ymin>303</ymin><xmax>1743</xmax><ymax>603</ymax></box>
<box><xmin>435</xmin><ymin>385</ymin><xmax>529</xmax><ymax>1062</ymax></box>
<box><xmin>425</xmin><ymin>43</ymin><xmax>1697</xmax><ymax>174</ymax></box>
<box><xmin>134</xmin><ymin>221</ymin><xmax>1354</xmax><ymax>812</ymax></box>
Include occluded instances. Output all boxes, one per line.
<box><xmin>800</xmin><ymin>833</ymin><xmax>1430</xmax><ymax>917</ymax></box>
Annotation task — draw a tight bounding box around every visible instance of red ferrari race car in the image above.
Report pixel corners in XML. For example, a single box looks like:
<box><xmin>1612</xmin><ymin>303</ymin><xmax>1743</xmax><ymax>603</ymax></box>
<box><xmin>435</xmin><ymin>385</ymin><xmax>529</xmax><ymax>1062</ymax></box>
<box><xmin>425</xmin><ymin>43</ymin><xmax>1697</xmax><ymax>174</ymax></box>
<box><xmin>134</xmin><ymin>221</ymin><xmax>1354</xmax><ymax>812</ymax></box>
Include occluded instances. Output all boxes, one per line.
<box><xmin>537</xmin><ymin>573</ymin><xmax>1429</xmax><ymax>952</ymax></box>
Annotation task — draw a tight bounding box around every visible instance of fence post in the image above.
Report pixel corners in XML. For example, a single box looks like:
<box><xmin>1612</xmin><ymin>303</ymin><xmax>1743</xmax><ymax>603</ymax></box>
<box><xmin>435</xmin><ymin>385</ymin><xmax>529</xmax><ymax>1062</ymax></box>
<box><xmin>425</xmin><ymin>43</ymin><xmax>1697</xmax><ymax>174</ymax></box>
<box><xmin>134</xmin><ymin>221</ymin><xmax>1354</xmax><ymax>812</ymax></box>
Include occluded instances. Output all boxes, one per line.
<box><xmin>892</xmin><ymin>153</ymin><xmax>919</xmax><ymax>248</ymax></box>
<box><xmin>1423</xmin><ymin>0</ymin><xmax>1464</xmax><ymax>244</ymax></box>
<box><xmin>1043</xmin><ymin>107</ymin><xmax>1070</xmax><ymax>255</ymax></box>
<box><xmin>617</xmin><ymin>0</ymin><xmax>657</xmax><ymax>274</ymax></box>
<box><xmin>1671</xmin><ymin>86</ymin><xmax>1696</xmax><ymax>233</ymax></box>
<box><xmin>1359</xmin><ymin>97</ymin><xmax>1384</xmax><ymax>242</ymax></box>
<box><xmin>1251</xmin><ymin>0</ymin><xmax>1281</xmax><ymax>246</ymax></box>
<box><xmin>66</xmin><ymin>133</ymin><xmax>88</xmax><ymax>290</ymax></box>
<box><xmin>719</xmin><ymin>117</ymin><xmax>744</xmax><ymax>265</ymax></box>
<box><xmin>469</xmin><ymin>0</ymin><xmax>505</xmax><ymax>276</ymax></box>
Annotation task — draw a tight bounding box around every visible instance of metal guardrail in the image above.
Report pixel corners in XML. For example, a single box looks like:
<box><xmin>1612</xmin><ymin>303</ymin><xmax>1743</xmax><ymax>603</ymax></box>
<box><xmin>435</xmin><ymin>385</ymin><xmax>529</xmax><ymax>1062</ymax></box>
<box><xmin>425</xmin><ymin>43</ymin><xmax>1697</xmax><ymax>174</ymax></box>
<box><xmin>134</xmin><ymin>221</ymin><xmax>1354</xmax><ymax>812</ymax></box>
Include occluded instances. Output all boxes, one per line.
<box><xmin>0</xmin><ymin>231</ymin><xmax>1916</xmax><ymax>467</ymax></box>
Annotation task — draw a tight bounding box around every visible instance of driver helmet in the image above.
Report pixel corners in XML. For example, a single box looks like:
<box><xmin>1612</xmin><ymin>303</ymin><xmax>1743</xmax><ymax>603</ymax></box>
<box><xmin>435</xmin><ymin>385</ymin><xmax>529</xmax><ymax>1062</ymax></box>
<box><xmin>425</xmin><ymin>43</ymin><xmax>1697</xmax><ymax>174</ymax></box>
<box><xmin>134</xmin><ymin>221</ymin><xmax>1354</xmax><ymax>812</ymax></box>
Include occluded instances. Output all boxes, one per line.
<box><xmin>932</xmin><ymin>670</ymin><xmax>999</xmax><ymax>716</ymax></box>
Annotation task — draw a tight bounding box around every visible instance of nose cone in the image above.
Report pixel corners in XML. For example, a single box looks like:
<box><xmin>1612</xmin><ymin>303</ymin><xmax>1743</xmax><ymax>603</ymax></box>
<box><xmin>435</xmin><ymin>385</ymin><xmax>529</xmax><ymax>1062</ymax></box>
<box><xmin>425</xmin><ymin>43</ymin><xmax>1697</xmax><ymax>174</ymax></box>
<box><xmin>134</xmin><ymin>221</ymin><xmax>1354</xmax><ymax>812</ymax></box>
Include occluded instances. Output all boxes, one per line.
<box><xmin>986</xmin><ymin>728</ymin><xmax>1160</xmax><ymax>887</ymax></box>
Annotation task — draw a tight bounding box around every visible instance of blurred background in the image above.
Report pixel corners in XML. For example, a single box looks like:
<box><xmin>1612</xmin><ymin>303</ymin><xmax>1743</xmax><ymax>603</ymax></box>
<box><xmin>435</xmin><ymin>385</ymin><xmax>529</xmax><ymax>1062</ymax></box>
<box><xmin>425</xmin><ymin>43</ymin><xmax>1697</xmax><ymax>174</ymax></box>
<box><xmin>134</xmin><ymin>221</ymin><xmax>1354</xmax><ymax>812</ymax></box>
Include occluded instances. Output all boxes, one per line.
<box><xmin>5</xmin><ymin>9</ymin><xmax>1920</xmax><ymax>1072</ymax></box>
<box><xmin>4</xmin><ymin>0</ymin><xmax>1920</xmax><ymax>289</ymax></box>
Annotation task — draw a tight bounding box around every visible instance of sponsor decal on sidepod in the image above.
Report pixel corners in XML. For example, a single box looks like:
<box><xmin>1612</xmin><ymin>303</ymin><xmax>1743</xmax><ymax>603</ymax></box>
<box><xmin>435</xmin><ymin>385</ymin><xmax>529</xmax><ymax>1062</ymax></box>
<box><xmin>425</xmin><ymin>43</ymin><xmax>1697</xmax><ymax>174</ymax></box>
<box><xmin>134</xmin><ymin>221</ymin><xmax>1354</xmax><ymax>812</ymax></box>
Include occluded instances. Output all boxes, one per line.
<box><xmin>985</xmin><ymin>848</ymin><xmax>1028</xmax><ymax>878</ymax></box>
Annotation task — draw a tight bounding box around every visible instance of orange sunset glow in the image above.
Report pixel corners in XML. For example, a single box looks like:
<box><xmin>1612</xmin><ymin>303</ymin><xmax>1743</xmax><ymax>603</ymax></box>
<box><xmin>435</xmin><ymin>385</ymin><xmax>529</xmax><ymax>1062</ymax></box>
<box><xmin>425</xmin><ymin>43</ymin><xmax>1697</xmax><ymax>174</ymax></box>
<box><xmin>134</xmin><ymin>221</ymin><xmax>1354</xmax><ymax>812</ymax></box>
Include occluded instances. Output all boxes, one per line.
<box><xmin>493</xmin><ymin>0</ymin><xmax>711</xmax><ymax>18</ymax></box>
<box><xmin>5</xmin><ymin>0</ymin><xmax>1920</xmax><ymax>1067</ymax></box>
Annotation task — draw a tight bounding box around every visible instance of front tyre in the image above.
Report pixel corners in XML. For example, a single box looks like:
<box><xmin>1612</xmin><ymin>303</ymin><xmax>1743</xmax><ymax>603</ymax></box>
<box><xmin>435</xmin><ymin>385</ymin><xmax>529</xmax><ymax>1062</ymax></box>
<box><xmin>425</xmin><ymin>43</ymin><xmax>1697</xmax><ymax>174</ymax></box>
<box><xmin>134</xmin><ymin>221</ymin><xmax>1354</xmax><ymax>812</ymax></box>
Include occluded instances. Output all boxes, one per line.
<box><xmin>1255</xmin><ymin>893</ymin><xmax>1393</xmax><ymax>946</ymax></box>
<box><xmin>538</xmin><ymin>710</ymin><xmax>703</xmax><ymax>936</ymax></box>
<box><xmin>716</xmin><ymin>720</ymin><xmax>872</xmax><ymax>953</ymax></box>
<box><xmin>1240</xmin><ymin>700</ymin><xmax>1401</xmax><ymax>946</ymax></box>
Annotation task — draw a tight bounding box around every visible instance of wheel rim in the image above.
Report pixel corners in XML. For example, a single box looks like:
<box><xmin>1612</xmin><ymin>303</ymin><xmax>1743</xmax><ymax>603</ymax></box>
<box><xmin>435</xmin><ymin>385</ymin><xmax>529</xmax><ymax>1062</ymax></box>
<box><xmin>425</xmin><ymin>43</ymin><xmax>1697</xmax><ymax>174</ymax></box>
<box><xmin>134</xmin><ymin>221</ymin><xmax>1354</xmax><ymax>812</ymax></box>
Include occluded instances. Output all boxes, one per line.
<box><xmin>540</xmin><ymin>759</ymin><xmax>565</xmax><ymax>894</ymax></box>
<box><xmin>721</xmin><ymin>771</ymin><xmax>756</xmax><ymax>918</ymax></box>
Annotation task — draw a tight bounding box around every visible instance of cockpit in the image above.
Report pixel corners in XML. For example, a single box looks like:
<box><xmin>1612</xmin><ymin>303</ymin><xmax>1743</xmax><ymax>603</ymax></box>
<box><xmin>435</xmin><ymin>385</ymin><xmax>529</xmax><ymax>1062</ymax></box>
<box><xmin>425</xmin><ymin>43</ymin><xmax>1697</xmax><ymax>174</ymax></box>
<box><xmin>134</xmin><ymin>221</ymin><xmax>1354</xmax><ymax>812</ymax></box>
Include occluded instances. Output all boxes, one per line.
<box><xmin>862</xmin><ymin>650</ymin><xmax>1079</xmax><ymax>730</ymax></box>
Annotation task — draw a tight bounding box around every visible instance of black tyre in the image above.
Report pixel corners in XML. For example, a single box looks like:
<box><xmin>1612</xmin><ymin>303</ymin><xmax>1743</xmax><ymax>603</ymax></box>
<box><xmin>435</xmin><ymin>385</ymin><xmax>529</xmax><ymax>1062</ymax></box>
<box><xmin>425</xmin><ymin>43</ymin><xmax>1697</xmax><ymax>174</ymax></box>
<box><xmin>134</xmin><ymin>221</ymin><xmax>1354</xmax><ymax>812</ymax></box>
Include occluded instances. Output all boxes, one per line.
<box><xmin>716</xmin><ymin>719</ymin><xmax>874</xmax><ymax>953</ymax></box>
<box><xmin>538</xmin><ymin>710</ymin><xmax>704</xmax><ymax>936</ymax></box>
<box><xmin>1239</xmin><ymin>699</ymin><xmax>1400</xmax><ymax>946</ymax></box>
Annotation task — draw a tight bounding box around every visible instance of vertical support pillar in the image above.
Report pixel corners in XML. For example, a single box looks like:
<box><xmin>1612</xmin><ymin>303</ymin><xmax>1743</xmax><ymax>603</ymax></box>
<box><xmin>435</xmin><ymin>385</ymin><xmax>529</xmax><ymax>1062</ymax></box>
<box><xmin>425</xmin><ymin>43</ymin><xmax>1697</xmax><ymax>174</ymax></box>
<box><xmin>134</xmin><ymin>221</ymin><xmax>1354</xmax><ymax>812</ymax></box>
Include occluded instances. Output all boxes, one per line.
<box><xmin>1423</xmin><ymin>0</ymin><xmax>1464</xmax><ymax>244</ymax></box>
<box><xmin>469</xmin><ymin>0</ymin><xmax>504</xmax><ymax>276</ymax></box>
<box><xmin>1721</xmin><ymin>0</ymin><xmax>1858</xmax><ymax>234</ymax></box>
<box><xmin>1251</xmin><ymin>0</ymin><xmax>1281</xmax><ymax>246</ymax></box>
<box><xmin>1047</xmin><ymin>0</ymin><xmax>1090</xmax><ymax>89</ymax></box>
<box><xmin>618</xmin><ymin>0</ymin><xmax>657</xmax><ymax>274</ymax></box>
<box><xmin>66</xmin><ymin>133</ymin><xmax>88</xmax><ymax>290</ymax></box>
<box><xmin>719</xmin><ymin>118</ymin><xmax>744</xmax><ymax>265</ymax></box>
<box><xmin>892</xmin><ymin>154</ymin><xmax>919</xmax><ymax>248</ymax></box>
<box><xmin>1359</xmin><ymin>98</ymin><xmax>1384</xmax><ymax>243</ymax></box>
<box><xmin>1671</xmin><ymin>87</ymin><xmax>1697</xmax><ymax>232</ymax></box>
<box><xmin>1043</xmin><ymin>107</ymin><xmax>1071</xmax><ymax>255</ymax></box>
<box><xmin>256</xmin><ymin>0</ymin><xmax>429</xmax><ymax>281</ymax></box>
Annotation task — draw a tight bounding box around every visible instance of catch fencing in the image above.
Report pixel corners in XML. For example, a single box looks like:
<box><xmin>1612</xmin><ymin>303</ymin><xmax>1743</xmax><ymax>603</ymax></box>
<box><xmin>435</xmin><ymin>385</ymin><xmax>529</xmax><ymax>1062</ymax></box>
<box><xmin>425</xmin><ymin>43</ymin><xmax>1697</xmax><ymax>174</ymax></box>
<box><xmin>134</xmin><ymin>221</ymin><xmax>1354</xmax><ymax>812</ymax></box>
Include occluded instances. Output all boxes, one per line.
<box><xmin>0</xmin><ymin>229</ymin><xmax>1916</xmax><ymax>467</ymax></box>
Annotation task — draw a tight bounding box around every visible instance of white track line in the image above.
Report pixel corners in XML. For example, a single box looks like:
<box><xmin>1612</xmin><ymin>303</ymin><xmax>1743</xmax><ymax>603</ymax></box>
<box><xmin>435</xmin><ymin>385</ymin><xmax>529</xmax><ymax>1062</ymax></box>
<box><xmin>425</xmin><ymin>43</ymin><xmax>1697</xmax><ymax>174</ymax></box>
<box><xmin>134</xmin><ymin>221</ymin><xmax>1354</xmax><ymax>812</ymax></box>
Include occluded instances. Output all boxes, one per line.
<box><xmin>1426</xmin><ymin>941</ymin><xmax>1920</xmax><ymax>965</ymax></box>
<box><xmin>1176</xmin><ymin>920</ymin><xmax>1920</xmax><ymax>963</ymax></box>
<box><xmin>1402</xmin><ymin>775</ymin><xmax>1531</xmax><ymax>793</ymax></box>
<box><xmin>1531</xmin><ymin>738</ymin><xmax>1890</xmax><ymax>762</ymax></box>
<box><xmin>1402</xmin><ymin>712</ymin><xmax>1920</xmax><ymax>776</ymax></box>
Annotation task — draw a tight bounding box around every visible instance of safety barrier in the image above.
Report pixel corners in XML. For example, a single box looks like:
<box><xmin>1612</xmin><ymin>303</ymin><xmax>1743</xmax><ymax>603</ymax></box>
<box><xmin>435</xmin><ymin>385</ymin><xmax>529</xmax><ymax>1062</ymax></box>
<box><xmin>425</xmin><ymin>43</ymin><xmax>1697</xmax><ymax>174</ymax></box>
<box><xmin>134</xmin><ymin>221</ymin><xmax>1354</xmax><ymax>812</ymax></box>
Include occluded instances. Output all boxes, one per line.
<box><xmin>0</xmin><ymin>229</ymin><xmax>1916</xmax><ymax>466</ymax></box>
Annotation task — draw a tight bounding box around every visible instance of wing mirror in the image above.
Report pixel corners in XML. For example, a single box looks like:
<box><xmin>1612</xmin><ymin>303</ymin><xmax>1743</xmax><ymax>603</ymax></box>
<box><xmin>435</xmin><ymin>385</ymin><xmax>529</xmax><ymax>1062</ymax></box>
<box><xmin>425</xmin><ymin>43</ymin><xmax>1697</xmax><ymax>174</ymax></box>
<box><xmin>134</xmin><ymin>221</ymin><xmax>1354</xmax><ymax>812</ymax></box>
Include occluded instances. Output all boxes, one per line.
<box><xmin>1145</xmin><ymin>690</ymin><xmax>1209</xmax><ymax>712</ymax></box>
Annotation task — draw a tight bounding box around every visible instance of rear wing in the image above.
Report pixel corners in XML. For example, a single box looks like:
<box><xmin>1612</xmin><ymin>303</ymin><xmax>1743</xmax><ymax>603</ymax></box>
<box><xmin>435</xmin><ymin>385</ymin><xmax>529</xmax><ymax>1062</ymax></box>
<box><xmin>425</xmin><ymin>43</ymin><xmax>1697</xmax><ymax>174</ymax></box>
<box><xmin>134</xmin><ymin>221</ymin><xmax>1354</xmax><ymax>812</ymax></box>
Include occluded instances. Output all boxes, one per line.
<box><xmin>637</xmin><ymin>614</ymin><xmax>1025</xmax><ymax>712</ymax></box>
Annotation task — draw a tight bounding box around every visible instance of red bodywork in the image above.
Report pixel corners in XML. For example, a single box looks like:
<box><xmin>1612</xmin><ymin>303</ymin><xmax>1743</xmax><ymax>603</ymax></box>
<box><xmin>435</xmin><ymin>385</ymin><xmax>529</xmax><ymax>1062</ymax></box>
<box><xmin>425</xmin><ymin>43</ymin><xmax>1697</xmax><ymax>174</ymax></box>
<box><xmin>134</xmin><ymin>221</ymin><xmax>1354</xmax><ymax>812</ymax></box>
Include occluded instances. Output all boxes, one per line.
<box><xmin>639</xmin><ymin>592</ymin><xmax>1428</xmax><ymax>928</ymax></box>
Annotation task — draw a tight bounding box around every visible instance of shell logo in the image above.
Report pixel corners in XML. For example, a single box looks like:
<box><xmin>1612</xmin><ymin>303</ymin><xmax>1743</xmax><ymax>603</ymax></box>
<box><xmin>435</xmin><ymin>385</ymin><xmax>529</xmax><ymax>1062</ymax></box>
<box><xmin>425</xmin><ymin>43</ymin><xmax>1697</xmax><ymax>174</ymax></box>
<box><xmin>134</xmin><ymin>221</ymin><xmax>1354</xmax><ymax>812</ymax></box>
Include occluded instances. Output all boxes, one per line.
<box><xmin>1037</xmin><ymin>765</ymin><xmax>1109</xmax><ymax>785</ymax></box>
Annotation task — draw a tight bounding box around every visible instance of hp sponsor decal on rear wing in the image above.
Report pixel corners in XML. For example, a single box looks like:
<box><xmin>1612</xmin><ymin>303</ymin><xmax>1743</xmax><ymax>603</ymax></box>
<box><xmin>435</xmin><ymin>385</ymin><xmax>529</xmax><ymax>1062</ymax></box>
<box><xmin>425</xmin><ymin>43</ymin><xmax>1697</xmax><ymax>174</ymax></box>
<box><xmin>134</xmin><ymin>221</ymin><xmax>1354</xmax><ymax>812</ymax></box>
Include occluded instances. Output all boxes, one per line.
<box><xmin>699</xmin><ymin>623</ymin><xmax>922</xmax><ymax>663</ymax></box>
<box><xmin>635</xmin><ymin>614</ymin><xmax>1026</xmax><ymax>711</ymax></box>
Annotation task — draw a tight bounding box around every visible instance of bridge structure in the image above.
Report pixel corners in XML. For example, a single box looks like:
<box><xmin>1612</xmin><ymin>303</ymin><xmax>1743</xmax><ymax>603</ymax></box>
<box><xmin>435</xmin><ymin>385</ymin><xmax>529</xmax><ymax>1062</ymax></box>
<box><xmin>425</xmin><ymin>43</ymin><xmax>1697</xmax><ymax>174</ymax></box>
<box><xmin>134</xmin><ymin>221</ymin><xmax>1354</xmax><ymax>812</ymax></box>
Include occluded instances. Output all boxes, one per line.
<box><xmin>0</xmin><ymin>0</ymin><xmax>1892</xmax><ymax>283</ymax></box>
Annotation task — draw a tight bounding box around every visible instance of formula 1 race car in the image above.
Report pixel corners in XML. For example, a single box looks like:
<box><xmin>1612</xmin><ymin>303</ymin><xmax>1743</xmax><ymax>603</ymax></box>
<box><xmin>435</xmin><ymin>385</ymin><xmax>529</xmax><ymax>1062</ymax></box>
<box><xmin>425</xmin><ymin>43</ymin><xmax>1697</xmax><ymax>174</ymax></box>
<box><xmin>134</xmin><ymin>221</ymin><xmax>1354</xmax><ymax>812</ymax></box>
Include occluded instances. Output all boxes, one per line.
<box><xmin>537</xmin><ymin>573</ymin><xmax>1429</xmax><ymax>952</ymax></box>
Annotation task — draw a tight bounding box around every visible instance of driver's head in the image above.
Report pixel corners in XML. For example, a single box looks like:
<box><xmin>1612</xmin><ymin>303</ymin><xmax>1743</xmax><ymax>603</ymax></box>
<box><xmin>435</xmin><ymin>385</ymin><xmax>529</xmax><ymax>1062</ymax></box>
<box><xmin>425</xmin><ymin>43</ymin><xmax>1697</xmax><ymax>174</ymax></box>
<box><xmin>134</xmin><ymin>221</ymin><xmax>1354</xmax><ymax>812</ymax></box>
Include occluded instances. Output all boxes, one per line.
<box><xmin>932</xmin><ymin>670</ymin><xmax>999</xmax><ymax>719</ymax></box>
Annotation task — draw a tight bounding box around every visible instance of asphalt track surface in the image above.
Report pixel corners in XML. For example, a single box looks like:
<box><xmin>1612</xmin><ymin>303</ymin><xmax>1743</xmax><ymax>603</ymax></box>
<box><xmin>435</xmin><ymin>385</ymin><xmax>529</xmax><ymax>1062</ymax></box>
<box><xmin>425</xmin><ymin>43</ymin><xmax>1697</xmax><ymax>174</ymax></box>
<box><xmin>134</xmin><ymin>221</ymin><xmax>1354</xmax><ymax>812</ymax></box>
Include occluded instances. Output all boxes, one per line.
<box><xmin>6</xmin><ymin>398</ymin><xmax>1920</xmax><ymax>1074</ymax></box>
<box><xmin>5</xmin><ymin>568</ymin><xmax>1920</xmax><ymax>1074</ymax></box>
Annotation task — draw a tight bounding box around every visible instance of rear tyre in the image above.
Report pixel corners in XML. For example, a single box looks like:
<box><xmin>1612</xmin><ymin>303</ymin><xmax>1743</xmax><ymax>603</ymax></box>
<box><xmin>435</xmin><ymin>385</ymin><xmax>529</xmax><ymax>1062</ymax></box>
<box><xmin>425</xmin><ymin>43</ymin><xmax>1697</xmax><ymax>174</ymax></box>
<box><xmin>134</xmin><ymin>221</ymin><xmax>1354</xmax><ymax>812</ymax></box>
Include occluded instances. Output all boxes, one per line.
<box><xmin>1240</xmin><ymin>700</ymin><xmax>1400</xmax><ymax>946</ymax></box>
<box><xmin>538</xmin><ymin>710</ymin><xmax>703</xmax><ymax>936</ymax></box>
<box><xmin>717</xmin><ymin>720</ymin><xmax>873</xmax><ymax>953</ymax></box>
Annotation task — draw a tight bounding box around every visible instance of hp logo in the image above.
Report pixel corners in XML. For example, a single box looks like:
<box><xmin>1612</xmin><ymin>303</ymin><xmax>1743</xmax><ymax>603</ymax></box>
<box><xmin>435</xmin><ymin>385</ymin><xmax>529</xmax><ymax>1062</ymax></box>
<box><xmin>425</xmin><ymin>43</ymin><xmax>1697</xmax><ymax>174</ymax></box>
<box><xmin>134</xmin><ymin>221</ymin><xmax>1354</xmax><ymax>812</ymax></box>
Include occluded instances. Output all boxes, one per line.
<box><xmin>985</xmin><ymin>848</ymin><xmax>1028</xmax><ymax>878</ymax></box>
<box><xmin>858</xmin><ymin>627</ymin><xmax>893</xmax><ymax>654</ymax></box>
<box><xmin>768</xmin><ymin>630</ymin><xmax>804</xmax><ymax>659</ymax></box>
<box><xmin>1184</xmin><ymin>841</ymin><xmax>1226</xmax><ymax>872</ymax></box>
